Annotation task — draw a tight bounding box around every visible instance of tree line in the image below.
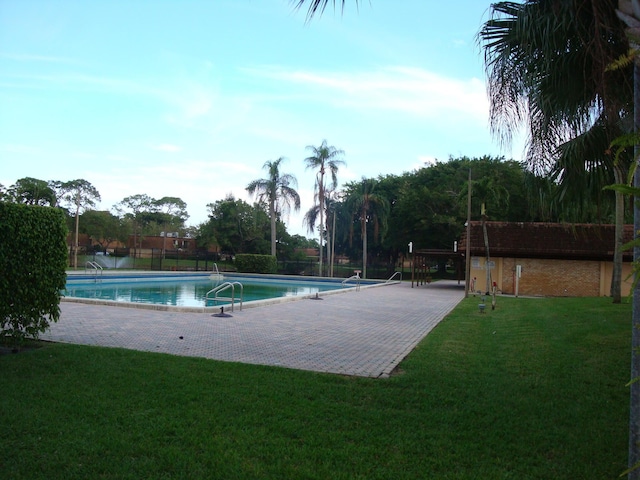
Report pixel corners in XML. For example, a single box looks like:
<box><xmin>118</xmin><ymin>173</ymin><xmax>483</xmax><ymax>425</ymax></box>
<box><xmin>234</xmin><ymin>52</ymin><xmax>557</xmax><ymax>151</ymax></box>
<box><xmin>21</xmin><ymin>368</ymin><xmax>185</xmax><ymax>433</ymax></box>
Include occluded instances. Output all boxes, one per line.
<box><xmin>1</xmin><ymin>152</ymin><xmax>623</xmax><ymax>278</ymax></box>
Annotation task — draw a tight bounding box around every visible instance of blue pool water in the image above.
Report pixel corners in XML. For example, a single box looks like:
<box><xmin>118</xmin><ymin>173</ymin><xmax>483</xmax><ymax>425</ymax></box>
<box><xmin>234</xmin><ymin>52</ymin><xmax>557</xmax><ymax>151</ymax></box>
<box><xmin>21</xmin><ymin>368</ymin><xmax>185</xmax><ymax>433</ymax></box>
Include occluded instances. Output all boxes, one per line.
<box><xmin>64</xmin><ymin>274</ymin><xmax>366</xmax><ymax>307</ymax></box>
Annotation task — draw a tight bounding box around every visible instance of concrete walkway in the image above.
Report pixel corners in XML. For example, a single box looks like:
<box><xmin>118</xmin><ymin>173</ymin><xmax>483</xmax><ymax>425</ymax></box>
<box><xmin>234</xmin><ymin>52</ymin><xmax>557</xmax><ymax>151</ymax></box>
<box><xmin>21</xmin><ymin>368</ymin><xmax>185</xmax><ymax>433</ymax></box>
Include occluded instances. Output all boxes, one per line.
<box><xmin>42</xmin><ymin>280</ymin><xmax>465</xmax><ymax>378</ymax></box>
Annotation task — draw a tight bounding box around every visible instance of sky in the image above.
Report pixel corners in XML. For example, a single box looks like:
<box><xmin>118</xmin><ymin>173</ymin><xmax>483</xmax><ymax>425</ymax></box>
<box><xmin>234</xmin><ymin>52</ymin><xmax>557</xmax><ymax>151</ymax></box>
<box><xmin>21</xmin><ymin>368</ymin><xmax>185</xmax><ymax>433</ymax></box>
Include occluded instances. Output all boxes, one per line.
<box><xmin>0</xmin><ymin>0</ymin><xmax>525</xmax><ymax>237</ymax></box>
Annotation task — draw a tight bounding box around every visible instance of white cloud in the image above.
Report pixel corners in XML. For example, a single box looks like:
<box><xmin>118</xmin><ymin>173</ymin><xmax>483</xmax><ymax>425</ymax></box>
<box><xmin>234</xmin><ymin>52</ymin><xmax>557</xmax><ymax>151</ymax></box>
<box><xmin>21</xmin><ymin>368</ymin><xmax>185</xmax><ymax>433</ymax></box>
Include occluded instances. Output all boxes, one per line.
<box><xmin>152</xmin><ymin>144</ymin><xmax>182</xmax><ymax>152</ymax></box>
<box><xmin>0</xmin><ymin>52</ymin><xmax>81</xmax><ymax>64</ymax></box>
<box><xmin>0</xmin><ymin>143</ymin><xmax>42</xmax><ymax>154</ymax></box>
<box><xmin>243</xmin><ymin>65</ymin><xmax>489</xmax><ymax>122</ymax></box>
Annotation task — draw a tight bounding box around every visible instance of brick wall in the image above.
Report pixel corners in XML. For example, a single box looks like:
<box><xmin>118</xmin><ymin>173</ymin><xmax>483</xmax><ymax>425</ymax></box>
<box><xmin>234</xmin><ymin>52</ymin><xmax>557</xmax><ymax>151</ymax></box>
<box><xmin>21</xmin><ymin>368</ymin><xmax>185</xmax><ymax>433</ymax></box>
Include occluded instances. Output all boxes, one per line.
<box><xmin>469</xmin><ymin>256</ymin><xmax>633</xmax><ymax>297</ymax></box>
<box><xmin>502</xmin><ymin>258</ymin><xmax>600</xmax><ymax>297</ymax></box>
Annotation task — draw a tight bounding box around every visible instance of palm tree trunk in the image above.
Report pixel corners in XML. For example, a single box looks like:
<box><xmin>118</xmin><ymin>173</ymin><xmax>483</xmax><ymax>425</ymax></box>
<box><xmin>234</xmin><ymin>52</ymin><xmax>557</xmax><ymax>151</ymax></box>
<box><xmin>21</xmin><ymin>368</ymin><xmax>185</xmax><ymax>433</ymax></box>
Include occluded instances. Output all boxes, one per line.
<box><xmin>270</xmin><ymin>201</ymin><xmax>277</xmax><ymax>257</ymax></box>
<box><xmin>331</xmin><ymin>210</ymin><xmax>336</xmax><ymax>277</ymax></box>
<box><xmin>318</xmin><ymin>178</ymin><xmax>324</xmax><ymax>277</ymax></box>
<box><xmin>362</xmin><ymin>217</ymin><xmax>367</xmax><ymax>279</ymax></box>
<box><xmin>73</xmin><ymin>200</ymin><xmax>80</xmax><ymax>270</ymax></box>
<box><xmin>326</xmin><ymin>215</ymin><xmax>331</xmax><ymax>278</ymax></box>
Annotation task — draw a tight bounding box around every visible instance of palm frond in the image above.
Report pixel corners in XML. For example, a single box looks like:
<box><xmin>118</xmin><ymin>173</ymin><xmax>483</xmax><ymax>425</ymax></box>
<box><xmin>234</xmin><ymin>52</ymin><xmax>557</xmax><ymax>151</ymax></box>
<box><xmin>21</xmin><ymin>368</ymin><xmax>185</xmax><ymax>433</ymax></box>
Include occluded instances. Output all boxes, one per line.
<box><xmin>291</xmin><ymin>0</ymin><xmax>361</xmax><ymax>22</ymax></box>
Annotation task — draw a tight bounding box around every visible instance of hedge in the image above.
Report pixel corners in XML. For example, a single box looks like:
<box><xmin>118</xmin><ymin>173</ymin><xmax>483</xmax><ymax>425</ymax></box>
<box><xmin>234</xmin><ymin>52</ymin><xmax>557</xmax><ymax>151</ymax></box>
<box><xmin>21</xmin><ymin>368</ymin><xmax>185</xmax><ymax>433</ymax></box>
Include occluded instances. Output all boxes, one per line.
<box><xmin>0</xmin><ymin>203</ymin><xmax>68</xmax><ymax>343</ymax></box>
<box><xmin>234</xmin><ymin>254</ymin><xmax>277</xmax><ymax>274</ymax></box>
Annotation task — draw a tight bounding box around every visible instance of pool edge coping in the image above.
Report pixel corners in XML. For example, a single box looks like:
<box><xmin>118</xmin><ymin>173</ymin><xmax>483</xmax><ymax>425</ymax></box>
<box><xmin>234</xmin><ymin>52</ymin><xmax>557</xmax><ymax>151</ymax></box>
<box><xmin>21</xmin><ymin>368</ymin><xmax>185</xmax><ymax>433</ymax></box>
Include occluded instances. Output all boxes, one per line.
<box><xmin>61</xmin><ymin>277</ymin><xmax>400</xmax><ymax>313</ymax></box>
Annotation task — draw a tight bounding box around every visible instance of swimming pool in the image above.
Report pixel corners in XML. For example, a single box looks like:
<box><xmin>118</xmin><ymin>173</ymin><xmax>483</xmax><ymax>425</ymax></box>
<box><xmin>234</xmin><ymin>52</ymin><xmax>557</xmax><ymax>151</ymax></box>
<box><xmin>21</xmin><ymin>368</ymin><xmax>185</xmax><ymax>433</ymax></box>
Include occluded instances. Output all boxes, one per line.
<box><xmin>63</xmin><ymin>273</ymin><xmax>379</xmax><ymax>310</ymax></box>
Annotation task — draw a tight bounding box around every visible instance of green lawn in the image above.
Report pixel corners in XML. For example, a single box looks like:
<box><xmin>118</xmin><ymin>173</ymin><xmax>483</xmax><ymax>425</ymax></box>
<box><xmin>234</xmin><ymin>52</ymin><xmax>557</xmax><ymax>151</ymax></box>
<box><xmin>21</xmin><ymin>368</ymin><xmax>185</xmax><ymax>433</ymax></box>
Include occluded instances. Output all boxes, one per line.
<box><xmin>0</xmin><ymin>297</ymin><xmax>630</xmax><ymax>479</ymax></box>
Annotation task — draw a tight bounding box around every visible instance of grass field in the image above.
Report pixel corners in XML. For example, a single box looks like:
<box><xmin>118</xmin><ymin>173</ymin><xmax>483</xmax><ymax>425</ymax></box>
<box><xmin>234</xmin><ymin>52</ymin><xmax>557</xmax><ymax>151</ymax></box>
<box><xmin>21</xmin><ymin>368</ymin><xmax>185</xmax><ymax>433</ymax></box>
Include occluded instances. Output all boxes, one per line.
<box><xmin>0</xmin><ymin>296</ymin><xmax>631</xmax><ymax>479</ymax></box>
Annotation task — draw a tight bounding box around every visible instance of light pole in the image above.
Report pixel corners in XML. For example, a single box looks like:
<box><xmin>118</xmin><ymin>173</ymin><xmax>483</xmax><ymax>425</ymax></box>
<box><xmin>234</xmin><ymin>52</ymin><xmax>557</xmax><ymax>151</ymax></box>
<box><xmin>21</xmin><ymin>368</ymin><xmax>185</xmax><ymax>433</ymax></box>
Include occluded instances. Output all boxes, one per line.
<box><xmin>408</xmin><ymin>241</ymin><xmax>413</xmax><ymax>288</ymax></box>
<box><xmin>465</xmin><ymin>168</ymin><xmax>472</xmax><ymax>298</ymax></box>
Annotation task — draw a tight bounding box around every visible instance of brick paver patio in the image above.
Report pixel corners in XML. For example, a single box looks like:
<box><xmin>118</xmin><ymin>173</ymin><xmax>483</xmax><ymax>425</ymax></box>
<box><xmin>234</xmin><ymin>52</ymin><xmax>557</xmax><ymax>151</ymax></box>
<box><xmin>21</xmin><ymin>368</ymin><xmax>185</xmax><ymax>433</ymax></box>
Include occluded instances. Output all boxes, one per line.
<box><xmin>42</xmin><ymin>280</ymin><xmax>465</xmax><ymax>378</ymax></box>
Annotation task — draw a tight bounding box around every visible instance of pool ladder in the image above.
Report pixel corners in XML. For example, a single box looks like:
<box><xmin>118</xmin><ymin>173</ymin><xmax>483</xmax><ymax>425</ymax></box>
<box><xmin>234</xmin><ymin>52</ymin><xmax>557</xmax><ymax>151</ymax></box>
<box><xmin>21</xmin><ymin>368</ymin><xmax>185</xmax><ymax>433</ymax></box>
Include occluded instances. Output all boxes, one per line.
<box><xmin>209</xmin><ymin>263</ymin><xmax>224</xmax><ymax>281</ymax></box>
<box><xmin>206</xmin><ymin>281</ymin><xmax>243</xmax><ymax>311</ymax></box>
<box><xmin>341</xmin><ymin>274</ymin><xmax>361</xmax><ymax>291</ymax></box>
<box><xmin>85</xmin><ymin>261</ymin><xmax>103</xmax><ymax>282</ymax></box>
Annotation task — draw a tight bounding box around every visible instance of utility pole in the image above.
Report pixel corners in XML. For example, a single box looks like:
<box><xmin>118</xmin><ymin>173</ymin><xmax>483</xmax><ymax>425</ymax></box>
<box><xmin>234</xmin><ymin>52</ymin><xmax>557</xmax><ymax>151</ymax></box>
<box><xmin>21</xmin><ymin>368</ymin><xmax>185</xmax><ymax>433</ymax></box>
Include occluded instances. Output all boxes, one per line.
<box><xmin>464</xmin><ymin>168</ymin><xmax>472</xmax><ymax>298</ymax></box>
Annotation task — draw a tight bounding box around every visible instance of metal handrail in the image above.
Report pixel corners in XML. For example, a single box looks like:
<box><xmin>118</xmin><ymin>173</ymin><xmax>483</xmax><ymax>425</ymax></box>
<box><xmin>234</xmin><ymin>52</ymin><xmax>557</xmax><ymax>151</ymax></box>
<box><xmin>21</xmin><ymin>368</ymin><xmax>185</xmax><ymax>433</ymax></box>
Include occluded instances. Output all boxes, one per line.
<box><xmin>341</xmin><ymin>274</ymin><xmax>361</xmax><ymax>291</ymax></box>
<box><xmin>209</xmin><ymin>263</ymin><xmax>223</xmax><ymax>280</ymax></box>
<box><xmin>206</xmin><ymin>281</ymin><xmax>243</xmax><ymax>311</ymax></box>
<box><xmin>386</xmin><ymin>271</ymin><xmax>402</xmax><ymax>283</ymax></box>
<box><xmin>84</xmin><ymin>261</ymin><xmax>103</xmax><ymax>281</ymax></box>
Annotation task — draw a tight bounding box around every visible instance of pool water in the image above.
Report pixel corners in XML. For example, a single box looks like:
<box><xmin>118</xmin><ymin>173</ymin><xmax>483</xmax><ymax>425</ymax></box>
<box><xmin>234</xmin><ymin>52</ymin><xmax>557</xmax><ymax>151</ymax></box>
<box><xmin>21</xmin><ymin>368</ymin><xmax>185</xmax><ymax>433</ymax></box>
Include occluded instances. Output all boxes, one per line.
<box><xmin>64</xmin><ymin>276</ymin><xmax>355</xmax><ymax>307</ymax></box>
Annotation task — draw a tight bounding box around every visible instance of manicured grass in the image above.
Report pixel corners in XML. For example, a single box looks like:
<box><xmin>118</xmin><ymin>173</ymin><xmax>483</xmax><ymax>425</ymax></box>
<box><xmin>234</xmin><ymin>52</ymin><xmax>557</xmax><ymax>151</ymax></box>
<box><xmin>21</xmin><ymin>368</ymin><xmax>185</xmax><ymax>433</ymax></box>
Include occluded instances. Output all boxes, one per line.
<box><xmin>0</xmin><ymin>297</ymin><xmax>630</xmax><ymax>479</ymax></box>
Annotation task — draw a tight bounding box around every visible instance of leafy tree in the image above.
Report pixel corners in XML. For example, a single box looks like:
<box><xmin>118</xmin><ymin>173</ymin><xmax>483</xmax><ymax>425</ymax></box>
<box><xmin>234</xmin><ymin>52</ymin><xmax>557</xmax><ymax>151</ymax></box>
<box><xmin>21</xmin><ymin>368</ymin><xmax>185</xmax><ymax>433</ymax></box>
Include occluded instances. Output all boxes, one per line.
<box><xmin>79</xmin><ymin>210</ymin><xmax>122</xmax><ymax>252</ymax></box>
<box><xmin>304</xmin><ymin>140</ymin><xmax>345</xmax><ymax>276</ymax></box>
<box><xmin>57</xmin><ymin>179</ymin><xmax>101</xmax><ymax>269</ymax></box>
<box><xmin>153</xmin><ymin>196</ymin><xmax>189</xmax><ymax>256</ymax></box>
<box><xmin>246</xmin><ymin>157</ymin><xmax>300</xmax><ymax>258</ymax></box>
<box><xmin>199</xmin><ymin>195</ymin><xmax>270</xmax><ymax>255</ymax></box>
<box><xmin>0</xmin><ymin>204</ymin><xmax>67</xmax><ymax>344</ymax></box>
<box><xmin>114</xmin><ymin>194</ymin><xmax>154</xmax><ymax>255</ymax></box>
<box><xmin>376</xmin><ymin>157</ymin><xmax>531</xmax><ymax>265</ymax></box>
<box><xmin>153</xmin><ymin>197</ymin><xmax>189</xmax><ymax>230</ymax></box>
<box><xmin>7</xmin><ymin>177</ymin><xmax>57</xmax><ymax>206</ymax></box>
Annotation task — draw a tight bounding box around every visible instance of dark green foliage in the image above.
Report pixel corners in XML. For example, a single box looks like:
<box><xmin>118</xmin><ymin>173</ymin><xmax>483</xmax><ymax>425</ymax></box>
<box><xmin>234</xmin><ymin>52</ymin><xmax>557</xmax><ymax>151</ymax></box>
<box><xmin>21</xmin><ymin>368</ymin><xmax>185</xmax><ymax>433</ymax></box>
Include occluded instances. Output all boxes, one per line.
<box><xmin>235</xmin><ymin>254</ymin><xmax>277</xmax><ymax>273</ymax></box>
<box><xmin>0</xmin><ymin>203</ymin><xmax>67</xmax><ymax>343</ymax></box>
<box><xmin>198</xmin><ymin>195</ymin><xmax>271</xmax><ymax>254</ymax></box>
<box><xmin>369</xmin><ymin>156</ymin><xmax>531</xmax><ymax>261</ymax></box>
<box><xmin>6</xmin><ymin>177</ymin><xmax>57</xmax><ymax>206</ymax></box>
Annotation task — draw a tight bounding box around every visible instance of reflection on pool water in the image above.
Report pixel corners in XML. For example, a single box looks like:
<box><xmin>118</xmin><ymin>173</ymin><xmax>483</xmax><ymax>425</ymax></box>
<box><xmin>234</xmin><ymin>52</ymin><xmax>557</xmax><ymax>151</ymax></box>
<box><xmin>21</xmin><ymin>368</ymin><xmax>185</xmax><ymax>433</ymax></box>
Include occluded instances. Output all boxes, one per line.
<box><xmin>63</xmin><ymin>275</ymin><xmax>361</xmax><ymax>308</ymax></box>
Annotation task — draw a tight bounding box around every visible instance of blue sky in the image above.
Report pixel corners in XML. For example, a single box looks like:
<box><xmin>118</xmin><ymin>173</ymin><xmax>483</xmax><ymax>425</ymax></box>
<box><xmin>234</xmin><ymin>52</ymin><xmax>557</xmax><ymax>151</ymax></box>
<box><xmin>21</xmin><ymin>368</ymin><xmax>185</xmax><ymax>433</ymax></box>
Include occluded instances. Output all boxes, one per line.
<box><xmin>0</xmin><ymin>0</ymin><xmax>524</xmax><ymax>237</ymax></box>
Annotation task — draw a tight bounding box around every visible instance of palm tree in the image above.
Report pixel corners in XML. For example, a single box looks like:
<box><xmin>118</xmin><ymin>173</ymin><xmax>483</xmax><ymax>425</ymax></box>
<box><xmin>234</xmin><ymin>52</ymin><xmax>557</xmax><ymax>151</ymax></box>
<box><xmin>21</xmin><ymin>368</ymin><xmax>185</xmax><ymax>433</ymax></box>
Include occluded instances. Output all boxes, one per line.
<box><xmin>347</xmin><ymin>178</ymin><xmax>389</xmax><ymax>279</ymax></box>
<box><xmin>325</xmin><ymin>191</ymin><xmax>343</xmax><ymax>277</ymax></box>
<box><xmin>303</xmin><ymin>189</ymin><xmax>344</xmax><ymax>277</ymax></box>
<box><xmin>293</xmin><ymin>0</ymin><xmax>360</xmax><ymax>21</ymax></box>
<box><xmin>478</xmin><ymin>0</ymin><xmax>633</xmax><ymax>303</ymax></box>
<box><xmin>304</xmin><ymin>140</ymin><xmax>345</xmax><ymax>276</ymax></box>
<box><xmin>247</xmin><ymin>157</ymin><xmax>300</xmax><ymax>258</ymax></box>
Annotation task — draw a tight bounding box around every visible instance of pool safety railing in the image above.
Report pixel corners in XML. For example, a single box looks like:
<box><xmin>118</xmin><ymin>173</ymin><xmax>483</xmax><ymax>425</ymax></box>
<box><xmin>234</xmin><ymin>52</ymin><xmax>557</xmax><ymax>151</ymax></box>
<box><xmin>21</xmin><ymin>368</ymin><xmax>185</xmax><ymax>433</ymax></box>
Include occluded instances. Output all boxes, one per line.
<box><xmin>84</xmin><ymin>261</ymin><xmax>103</xmax><ymax>281</ymax></box>
<box><xmin>209</xmin><ymin>263</ymin><xmax>224</xmax><ymax>281</ymax></box>
<box><xmin>386</xmin><ymin>271</ymin><xmax>402</xmax><ymax>283</ymax></box>
<box><xmin>341</xmin><ymin>274</ymin><xmax>361</xmax><ymax>291</ymax></box>
<box><xmin>206</xmin><ymin>281</ymin><xmax>243</xmax><ymax>311</ymax></box>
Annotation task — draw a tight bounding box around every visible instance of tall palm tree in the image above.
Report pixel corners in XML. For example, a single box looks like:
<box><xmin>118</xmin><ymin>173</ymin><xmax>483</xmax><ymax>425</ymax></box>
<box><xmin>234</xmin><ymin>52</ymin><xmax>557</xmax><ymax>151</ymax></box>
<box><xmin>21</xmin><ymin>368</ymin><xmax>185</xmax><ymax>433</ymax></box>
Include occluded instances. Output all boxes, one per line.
<box><xmin>247</xmin><ymin>157</ymin><xmax>300</xmax><ymax>257</ymax></box>
<box><xmin>478</xmin><ymin>0</ymin><xmax>633</xmax><ymax>303</ymax></box>
<box><xmin>325</xmin><ymin>191</ymin><xmax>343</xmax><ymax>277</ymax></box>
<box><xmin>304</xmin><ymin>189</ymin><xmax>344</xmax><ymax>277</ymax></box>
<box><xmin>347</xmin><ymin>178</ymin><xmax>389</xmax><ymax>279</ymax></box>
<box><xmin>304</xmin><ymin>140</ymin><xmax>345</xmax><ymax>276</ymax></box>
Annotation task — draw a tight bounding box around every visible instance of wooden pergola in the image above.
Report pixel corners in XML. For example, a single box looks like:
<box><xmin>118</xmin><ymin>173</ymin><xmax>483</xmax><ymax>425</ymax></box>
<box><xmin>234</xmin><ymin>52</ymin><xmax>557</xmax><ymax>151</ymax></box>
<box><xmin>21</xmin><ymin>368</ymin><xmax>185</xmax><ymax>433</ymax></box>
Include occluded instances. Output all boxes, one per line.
<box><xmin>410</xmin><ymin>249</ymin><xmax>465</xmax><ymax>287</ymax></box>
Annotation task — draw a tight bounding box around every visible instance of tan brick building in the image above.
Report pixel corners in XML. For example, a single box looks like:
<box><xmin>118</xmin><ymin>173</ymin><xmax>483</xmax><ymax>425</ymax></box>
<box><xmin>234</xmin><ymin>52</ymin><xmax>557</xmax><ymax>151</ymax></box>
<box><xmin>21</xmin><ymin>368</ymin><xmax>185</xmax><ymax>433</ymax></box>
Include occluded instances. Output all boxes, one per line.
<box><xmin>460</xmin><ymin>222</ymin><xmax>634</xmax><ymax>297</ymax></box>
